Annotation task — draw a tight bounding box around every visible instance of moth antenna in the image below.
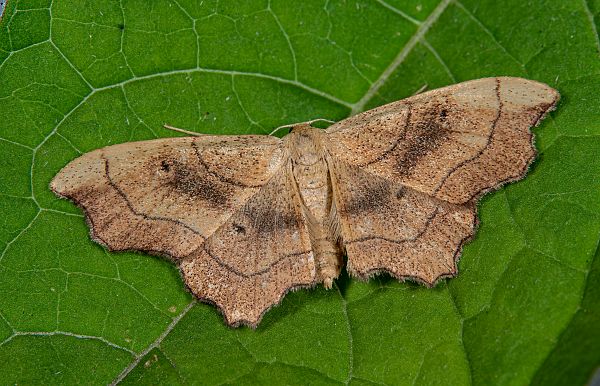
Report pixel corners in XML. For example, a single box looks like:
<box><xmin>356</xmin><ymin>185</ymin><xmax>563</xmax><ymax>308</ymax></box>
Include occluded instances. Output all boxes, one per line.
<box><xmin>413</xmin><ymin>84</ymin><xmax>428</xmax><ymax>95</ymax></box>
<box><xmin>305</xmin><ymin>118</ymin><xmax>336</xmax><ymax>126</ymax></box>
<box><xmin>269</xmin><ymin>125</ymin><xmax>292</xmax><ymax>136</ymax></box>
<box><xmin>163</xmin><ymin>124</ymin><xmax>204</xmax><ymax>137</ymax></box>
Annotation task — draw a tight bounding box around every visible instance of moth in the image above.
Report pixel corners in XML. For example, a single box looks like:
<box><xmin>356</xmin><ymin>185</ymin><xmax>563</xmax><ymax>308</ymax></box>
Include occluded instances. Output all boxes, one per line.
<box><xmin>51</xmin><ymin>77</ymin><xmax>559</xmax><ymax>327</ymax></box>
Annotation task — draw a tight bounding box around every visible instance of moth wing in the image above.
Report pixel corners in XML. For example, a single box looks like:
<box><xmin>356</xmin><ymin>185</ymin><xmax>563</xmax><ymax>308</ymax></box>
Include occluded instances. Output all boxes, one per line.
<box><xmin>328</xmin><ymin>161</ymin><xmax>476</xmax><ymax>285</ymax></box>
<box><xmin>326</xmin><ymin>77</ymin><xmax>559</xmax><ymax>204</ymax></box>
<box><xmin>325</xmin><ymin>77</ymin><xmax>557</xmax><ymax>284</ymax></box>
<box><xmin>181</xmin><ymin>165</ymin><xmax>317</xmax><ymax>327</ymax></box>
<box><xmin>51</xmin><ymin>135</ymin><xmax>285</xmax><ymax>258</ymax></box>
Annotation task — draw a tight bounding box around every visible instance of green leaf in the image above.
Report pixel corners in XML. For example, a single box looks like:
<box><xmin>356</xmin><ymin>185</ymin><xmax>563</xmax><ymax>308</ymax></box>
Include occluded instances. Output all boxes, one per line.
<box><xmin>1</xmin><ymin>0</ymin><xmax>599</xmax><ymax>384</ymax></box>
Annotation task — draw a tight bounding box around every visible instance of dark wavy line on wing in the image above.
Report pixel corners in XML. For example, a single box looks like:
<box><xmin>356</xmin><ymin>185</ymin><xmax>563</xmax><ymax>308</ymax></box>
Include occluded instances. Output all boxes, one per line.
<box><xmin>103</xmin><ymin>157</ymin><xmax>206</xmax><ymax>238</ymax></box>
<box><xmin>345</xmin><ymin>208</ymin><xmax>439</xmax><ymax>245</ymax></box>
<box><xmin>355</xmin><ymin>102</ymin><xmax>413</xmax><ymax>167</ymax></box>
<box><xmin>459</xmin><ymin>100</ymin><xmax>555</xmax><ymax>203</ymax></box>
<box><xmin>431</xmin><ymin>77</ymin><xmax>503</xmax><ymax>196</ymax></box>
<box><xmin>192</xmin><ymin>141</ymin><xmax>274</xmax><ymax>188</ymax></box>
<box><xmin>203</xmin><ymin>246</ymin><xmax>313</xmax><ymax>278</ymax></box>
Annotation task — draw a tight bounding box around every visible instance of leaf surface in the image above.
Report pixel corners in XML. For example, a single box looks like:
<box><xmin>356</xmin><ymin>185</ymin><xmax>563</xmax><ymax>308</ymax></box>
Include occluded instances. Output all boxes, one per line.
<box><xmin>0</xmin><ymin>0</ymin><xmax>599</xmax><ymax>384</ymax></box>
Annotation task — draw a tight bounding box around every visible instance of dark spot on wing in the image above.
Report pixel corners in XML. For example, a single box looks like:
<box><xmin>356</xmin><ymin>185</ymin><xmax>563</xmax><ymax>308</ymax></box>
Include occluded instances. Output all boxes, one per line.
<box><xmin>342</xmin><ymin>173</ymin><xmax>392</xmax><ymax>215</ymax></box>
<box><xmin>165</xmin><ymin>159</ymin><xmax>232</xmax><ymax>206</ymax></box>
<box><xmin>396</xmin><ymin>187</ymin><xmax>406</xmax><ymax>199</ymax></box>
<box><xmin>160</xmin><ymin>160</ymin><xmax>170</xmax><ymax>172</ymax></box>
<box><xmin>118</xmin><ymin>23</ymin><xmax>125</xmax><ymax>30</ymax></box>
<box><xmin>396</xmin><ymin>104</ymin><xmax>451</xmax><ymax>176</ymax></box>
<box><xmin>233</xmin><ymin>223</ymin><xmax>246</xmax><ymax>235</ymax></box>
<box><xmin>240</xmin><ymin>195</ymin><xmax>300</xmax><ymax>234</ymax></box>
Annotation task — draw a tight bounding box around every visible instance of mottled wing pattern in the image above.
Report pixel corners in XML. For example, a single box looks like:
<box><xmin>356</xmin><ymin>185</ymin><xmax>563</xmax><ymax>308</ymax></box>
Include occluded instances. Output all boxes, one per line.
<box><xmin>51</xmin><ymin>135</ymin><xmax>284</xmax><ymax>258</ymax></box>
<box><xmin>181</xmin><ymin>166</ymin><xmax>317</xmax><ymax>326</ymax></box>
<box><xmin>52</xmin><ymin>135</ymin><xmax>317</xmax><ymax>326</ymax></box>
<box><xmin>326</xmin><ymin>77</ymin><xmax>559</xmax><ymax>284</ymax></box>
<box><xmin>327</xmin><ymin>77</ymin><xmax>559</xmax><ymax>203</ymax></box>
<box><xmin>329</xmin><ymin>161</ymin><xmax>476</xmax><ymax>284</ymax></box>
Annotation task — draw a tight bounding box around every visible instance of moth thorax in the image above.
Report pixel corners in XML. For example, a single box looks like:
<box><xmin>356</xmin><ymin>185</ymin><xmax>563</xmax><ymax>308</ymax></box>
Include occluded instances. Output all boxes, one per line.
<box><xmin>289</xmin><ymin>126</ymin><xmax>330</xmax><ymax>218</ymax></box>
<box><xmin>287</xmin><ymin>124</ymin><xmax>324</xmax><ymax>161</ymax></box>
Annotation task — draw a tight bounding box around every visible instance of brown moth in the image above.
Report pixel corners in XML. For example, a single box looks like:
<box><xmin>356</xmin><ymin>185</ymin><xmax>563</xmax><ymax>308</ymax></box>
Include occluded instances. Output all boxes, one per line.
<box><xmin>51</xmin><ymin>77</ymin><xmax>559</xmax><ymax>327</ymax></box>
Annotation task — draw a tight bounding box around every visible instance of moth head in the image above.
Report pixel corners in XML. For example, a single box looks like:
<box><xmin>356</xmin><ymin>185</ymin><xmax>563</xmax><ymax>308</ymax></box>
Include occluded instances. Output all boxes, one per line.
<box><xmin>289</xmin><ymin>123</ymin><xmax>314</xmax><ymax>134</ymax></box>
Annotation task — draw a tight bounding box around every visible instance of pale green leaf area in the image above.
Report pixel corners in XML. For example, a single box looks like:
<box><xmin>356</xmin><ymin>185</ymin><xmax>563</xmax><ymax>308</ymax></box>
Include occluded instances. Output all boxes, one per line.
<box><xmin>0</xmin><ymin>0</ymin><xmax>598</xmax><ymax>384</ymax></box>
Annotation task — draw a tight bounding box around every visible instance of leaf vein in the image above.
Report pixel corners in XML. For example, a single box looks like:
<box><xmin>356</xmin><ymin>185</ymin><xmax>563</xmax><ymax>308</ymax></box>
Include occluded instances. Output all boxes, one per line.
<box><xmin>582</xmin><ymin>0</ymin><xmax>600</xmax><ymax>56</ymax></box>
<box><xmin>351</xmin><ymin>0</ymin><xmax>452</xmax><ymax>114</ymax></box>
<box><xmin>110</xmin><ymin>300</ymin><xmax>196</xmax><ymax>385</ymax></box>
